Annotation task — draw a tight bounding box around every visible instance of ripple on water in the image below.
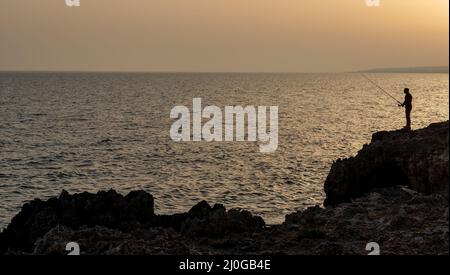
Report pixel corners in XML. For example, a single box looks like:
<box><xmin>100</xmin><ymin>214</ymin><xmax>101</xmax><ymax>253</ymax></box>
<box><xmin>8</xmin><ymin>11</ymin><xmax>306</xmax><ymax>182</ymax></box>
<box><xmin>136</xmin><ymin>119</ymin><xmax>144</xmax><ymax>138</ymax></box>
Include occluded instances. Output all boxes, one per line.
<box><xmin>0</xmin><ymin>72</ymin><xmax>448</xmax><ymax>228</ymax></box>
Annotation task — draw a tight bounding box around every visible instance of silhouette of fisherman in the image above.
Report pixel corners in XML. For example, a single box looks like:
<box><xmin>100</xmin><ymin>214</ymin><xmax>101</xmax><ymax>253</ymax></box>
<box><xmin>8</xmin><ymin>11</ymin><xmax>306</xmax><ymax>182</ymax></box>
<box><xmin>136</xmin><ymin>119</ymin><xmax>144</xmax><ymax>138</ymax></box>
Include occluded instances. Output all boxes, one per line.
<box><xmin>399</xmin><ymin>88</ymin><xmax>413</xmax><ymax>130</ymax></box>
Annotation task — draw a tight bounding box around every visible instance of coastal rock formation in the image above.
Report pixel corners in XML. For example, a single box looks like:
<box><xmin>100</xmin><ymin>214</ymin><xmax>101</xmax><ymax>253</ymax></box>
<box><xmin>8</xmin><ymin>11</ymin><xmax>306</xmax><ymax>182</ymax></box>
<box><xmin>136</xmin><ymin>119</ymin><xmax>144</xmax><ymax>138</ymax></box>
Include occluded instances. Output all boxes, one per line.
<box><xmin>0</xmin><ymin>190</ymin><xmax>264</xmax><ymax>254</ymax></box>
<box><xmin>180</xmin><ymin>201</ymin><xmax>265</xmax><ymax>237</ymax></box>
<box><xmin>324</xmin><ymin>121</ymin><xmax>449</xmax><ymax>206</ymax></box>
<box><xmin>282</xmin><ymin>186</ymin><xmax>448</xmax><ymax>255</ymax></box>
<box><xmin>32</xmin><ymin>225</ymin><xmax>193</xmax><ymax>255</ymax></box>
<box><xmin>0</xmin><ymin>121</ymin><xmax>448</xmax><ymax>255</ymax></box>
<box><xmin>0</xmin><ymin>189</ymin><xmax>155</xmax><ymax>253</ymax></box>
<box><xmin>6</xmin><ymin>186</ymin><xmax>448</xmax><ymax>255</ymax></box>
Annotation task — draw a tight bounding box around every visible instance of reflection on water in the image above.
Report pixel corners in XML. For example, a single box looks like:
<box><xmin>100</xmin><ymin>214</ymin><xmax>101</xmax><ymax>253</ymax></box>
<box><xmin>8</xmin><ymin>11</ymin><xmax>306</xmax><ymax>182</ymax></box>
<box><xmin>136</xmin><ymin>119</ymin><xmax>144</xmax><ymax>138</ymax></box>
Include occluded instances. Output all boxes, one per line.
<box><xmin>0</xmin><ymin>72</ymin><xmax>448</xmax><ymax>226</ymax></box>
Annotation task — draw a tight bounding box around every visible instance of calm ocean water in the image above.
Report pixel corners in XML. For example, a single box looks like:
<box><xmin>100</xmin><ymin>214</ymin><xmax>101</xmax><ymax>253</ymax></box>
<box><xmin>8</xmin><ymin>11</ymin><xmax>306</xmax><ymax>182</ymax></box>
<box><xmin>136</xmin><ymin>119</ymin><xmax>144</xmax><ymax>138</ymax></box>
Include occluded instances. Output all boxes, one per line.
<box><xmin>0</xmin><ymin>72</ymin><xmax>448</xmax><ymax>227</ymax></box>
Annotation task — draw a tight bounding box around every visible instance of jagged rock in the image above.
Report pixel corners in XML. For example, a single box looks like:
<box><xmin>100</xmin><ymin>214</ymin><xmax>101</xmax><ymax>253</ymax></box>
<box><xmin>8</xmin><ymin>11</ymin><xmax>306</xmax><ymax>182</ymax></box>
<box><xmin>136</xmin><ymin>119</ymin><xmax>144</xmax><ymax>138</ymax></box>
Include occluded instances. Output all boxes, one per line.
<box><xmin>181</xmin><ymin>202</ymin><xmax>265</xmax><ymax>237</ymax></box>
<box><xmin>281</xmin><ymin>186</ymin><xmax>449</xmax><ymax>255</ymax></box>
<box><xmin>0</xmin><ymin>189</ymin><xmax>155</xmax><ymax>253</ymax></box>
<box><xmin>32</xmin><ymin>225</ymin><xmax>192</xmax><ymax>255</ymax></box>
<box><xmin>0</xmin><ymin>121</ymin><xmax>448</xmax><ymax>255</ymax></box>
<box><xmin>188</xmin><ymin>200</ymin><xmax>214</xmax><ymax>218</ymax></box>
<box><xmin>149</xmin><ymin>201</ymin><xmax>265</xmax><ymax>237</ymax></box>
<box><xmin>0</xmin><ymin>191</ymin><xmax>265</xmax><ymax>254</ymax></box>
<box><xmin>324</xmin><ymin>121</ymin><xmax>449</xmax><ymax>206</ymax></box>
<box><xmin>1</xmin><ymin>187</ymin><xmax>447</xmax><ymax>255</ymax></box>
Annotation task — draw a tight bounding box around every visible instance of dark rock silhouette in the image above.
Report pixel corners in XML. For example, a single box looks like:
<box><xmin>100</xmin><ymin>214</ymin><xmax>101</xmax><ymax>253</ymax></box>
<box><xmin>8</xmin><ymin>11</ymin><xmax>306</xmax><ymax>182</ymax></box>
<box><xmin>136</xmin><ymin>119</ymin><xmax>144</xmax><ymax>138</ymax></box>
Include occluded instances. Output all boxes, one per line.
<box><xmin>282</xmin><ymin>186</ymin><xmax>448</xmax><ymax>255</ymax></box>
<box><xmin>0</xmin><ymin>190</ymin><xmax>155</xmax><ymax>253</ymax></box>
<box><xmin>0</xmin><ymin>191</ymin><xmax>264</xmax><ymax>254</ymax></box>
<box><xmin>15</xmin><ymin>186</ymin><xmax>449</xmax><ymax>255</ymax></box>
<box><xmin>324</xmin><ymin>121</ymin><xmax>449</xmax><ymax>206</ymax></box>
<box><xmin>0</xmin><ymin>121</ymin><xmax>448</xmax><ymax>255</ymax></box>
<box><xmin>32</xmin><ymin>225</ymin><xmax>192</xmax><ymax>255</ymax></box>
<box><xmin>181</xmin><ymin>202</ymin><xmax>265</xmax><ymax>237</ymax></box>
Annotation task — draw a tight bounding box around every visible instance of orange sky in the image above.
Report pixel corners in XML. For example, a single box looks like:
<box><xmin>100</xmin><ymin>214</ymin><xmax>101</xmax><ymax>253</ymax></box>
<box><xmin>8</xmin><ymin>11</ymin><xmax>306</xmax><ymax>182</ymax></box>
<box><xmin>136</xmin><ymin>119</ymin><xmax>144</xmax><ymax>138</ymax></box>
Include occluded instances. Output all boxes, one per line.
<box><xmin>0</xmin><ymin>0</ymin><xmax>448</xmax><ymax>72</ymax></box>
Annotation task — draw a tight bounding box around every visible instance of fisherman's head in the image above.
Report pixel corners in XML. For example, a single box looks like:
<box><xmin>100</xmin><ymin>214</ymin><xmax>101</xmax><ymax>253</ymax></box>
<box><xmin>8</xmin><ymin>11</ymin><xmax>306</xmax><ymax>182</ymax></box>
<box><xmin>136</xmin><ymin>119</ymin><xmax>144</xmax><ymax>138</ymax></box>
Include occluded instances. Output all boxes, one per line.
<box><xmin>404</xmin><ymin>88</ymin><xmax>410</xmax><ymax>94</ymax></box>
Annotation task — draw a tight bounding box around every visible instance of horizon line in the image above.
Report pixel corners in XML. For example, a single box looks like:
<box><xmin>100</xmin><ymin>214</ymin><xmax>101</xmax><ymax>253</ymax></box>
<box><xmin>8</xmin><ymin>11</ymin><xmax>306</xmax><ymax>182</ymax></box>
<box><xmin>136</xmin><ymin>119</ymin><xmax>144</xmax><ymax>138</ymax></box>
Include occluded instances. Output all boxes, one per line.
<box><xmin>0</xmin><ymin>65</ymin><xmax>448</xmax><ymax>75</ymax></box>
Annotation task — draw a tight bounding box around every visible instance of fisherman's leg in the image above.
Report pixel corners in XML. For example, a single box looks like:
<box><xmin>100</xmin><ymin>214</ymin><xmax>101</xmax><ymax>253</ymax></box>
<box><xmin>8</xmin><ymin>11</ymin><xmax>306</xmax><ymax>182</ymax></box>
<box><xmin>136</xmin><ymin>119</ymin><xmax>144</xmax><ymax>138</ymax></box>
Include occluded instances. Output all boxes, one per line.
<box><xmin>405</xmin><ymin>108</ymin><xmax>411</xmax><ymax>129</ymax></box>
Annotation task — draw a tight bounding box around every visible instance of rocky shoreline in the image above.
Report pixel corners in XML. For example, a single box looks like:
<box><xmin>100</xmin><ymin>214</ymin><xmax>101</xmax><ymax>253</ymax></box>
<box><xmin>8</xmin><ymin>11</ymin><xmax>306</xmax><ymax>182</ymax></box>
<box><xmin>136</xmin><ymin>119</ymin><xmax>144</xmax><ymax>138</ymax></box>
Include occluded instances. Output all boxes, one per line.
<box><xmin>0</xmin><ymin>121</ymin><xmax>448</xmax><ymax>255</ymax></box>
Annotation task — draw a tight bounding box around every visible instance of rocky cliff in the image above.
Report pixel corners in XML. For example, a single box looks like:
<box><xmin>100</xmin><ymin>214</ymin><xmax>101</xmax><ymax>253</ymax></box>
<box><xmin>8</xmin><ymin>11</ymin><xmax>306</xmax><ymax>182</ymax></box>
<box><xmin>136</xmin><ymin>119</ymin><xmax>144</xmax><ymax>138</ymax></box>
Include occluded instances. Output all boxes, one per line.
<box><xmin>324</xmin><ymin>121</ymin><xmax>449</xmax><ymax>206</ymax></box>
<box><xmin>0</xmin><ymin>121</ymin><xmax>448</xmax><ymax>255</ymax></box>
<box><xmin>0</xmin><ymin>190</ymin><xmax>264</xmax><ymax>254</ymax></box>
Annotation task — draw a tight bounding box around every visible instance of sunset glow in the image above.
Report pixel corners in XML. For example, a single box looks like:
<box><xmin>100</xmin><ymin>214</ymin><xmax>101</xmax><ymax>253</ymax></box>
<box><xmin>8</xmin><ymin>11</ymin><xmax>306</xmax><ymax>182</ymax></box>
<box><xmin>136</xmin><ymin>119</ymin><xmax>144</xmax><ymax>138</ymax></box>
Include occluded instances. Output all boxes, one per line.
<box><xmin>0</xmin><ymin>0</ymin><xmax>448</xmax><ymax>72</ymax></box>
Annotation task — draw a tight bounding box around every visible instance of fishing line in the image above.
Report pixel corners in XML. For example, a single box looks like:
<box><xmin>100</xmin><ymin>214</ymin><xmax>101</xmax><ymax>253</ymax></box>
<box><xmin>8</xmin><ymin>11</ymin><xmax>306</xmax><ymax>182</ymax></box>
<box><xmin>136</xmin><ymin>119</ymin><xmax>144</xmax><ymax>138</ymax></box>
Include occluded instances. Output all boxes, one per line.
<box><xmin>360</xmin><ymin>73</ymin><xmax>402</xmax><ymax>105</ymax></box>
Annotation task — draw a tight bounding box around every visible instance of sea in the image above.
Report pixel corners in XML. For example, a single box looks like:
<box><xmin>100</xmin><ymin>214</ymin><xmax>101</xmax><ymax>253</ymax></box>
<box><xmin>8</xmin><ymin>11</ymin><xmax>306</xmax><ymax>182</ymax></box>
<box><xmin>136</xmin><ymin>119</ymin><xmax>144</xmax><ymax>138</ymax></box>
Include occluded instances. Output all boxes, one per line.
<box><xmin>0</xmin><ymin>72</ymin><xmax>448</xmax><ymax>228</ymax></box>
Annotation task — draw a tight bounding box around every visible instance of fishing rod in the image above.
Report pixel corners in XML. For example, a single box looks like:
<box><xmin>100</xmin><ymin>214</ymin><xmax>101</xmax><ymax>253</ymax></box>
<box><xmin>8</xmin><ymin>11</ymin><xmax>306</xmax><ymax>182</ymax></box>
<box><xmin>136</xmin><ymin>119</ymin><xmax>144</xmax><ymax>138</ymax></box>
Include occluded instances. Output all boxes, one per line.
<box><xmin>361</xmin><ymin>73</ymin><xmax>402</xmax><ymax>105</ymax></box>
